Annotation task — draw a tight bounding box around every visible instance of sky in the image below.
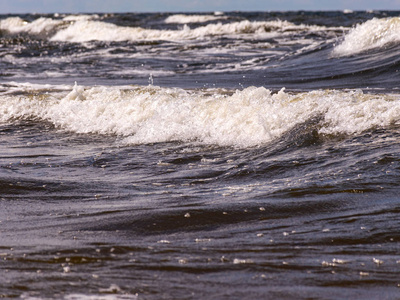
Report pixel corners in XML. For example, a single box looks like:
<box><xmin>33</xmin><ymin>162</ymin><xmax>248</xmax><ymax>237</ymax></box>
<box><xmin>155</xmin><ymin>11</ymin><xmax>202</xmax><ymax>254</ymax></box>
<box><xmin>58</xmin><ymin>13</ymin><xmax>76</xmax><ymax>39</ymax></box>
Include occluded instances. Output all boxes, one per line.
<box><xmin>1</xmin><ymin>0</ymin><xmax>400</xmax><ymax>14</ymax></box>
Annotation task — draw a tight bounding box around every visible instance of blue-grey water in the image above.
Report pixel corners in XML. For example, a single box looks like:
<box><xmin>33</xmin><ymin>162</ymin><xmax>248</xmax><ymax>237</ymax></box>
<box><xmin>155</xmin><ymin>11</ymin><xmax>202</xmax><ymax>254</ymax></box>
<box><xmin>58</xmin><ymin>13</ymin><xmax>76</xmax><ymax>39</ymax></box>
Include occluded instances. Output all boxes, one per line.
<box><xmin>1</xmin><ymin>11</ymin><xmax>400</xmax><ymax>299</ymax></box>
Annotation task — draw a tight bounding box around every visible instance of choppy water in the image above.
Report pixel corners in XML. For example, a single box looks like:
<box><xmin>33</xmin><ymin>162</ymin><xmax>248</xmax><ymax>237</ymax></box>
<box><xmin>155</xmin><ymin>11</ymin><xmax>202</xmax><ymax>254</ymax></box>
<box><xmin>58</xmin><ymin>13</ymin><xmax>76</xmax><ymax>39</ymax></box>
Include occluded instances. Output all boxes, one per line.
<box><xmin>1</xmin><ymin>11</ymin><xmax>400</xmax><ymax>299</ymax></box>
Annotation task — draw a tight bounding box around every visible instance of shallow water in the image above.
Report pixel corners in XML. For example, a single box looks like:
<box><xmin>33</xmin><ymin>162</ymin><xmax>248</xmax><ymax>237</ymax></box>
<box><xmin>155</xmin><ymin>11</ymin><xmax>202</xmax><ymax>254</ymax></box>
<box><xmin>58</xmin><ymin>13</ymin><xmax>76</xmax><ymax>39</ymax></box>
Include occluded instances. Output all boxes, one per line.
<box><xmin>1</xmin><ymin>11</ymin><xmax>400</xmax><ymax>299</ymax></box>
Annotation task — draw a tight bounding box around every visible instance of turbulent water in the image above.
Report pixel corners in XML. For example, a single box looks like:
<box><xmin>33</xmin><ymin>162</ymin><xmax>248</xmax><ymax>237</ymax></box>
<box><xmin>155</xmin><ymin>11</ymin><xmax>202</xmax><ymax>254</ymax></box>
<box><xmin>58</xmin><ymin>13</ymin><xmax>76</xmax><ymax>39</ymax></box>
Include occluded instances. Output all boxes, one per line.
<box><xmin>1</xmin><ymin>10</ymin><xmax>400</xmax><ymax>299</ymax></box>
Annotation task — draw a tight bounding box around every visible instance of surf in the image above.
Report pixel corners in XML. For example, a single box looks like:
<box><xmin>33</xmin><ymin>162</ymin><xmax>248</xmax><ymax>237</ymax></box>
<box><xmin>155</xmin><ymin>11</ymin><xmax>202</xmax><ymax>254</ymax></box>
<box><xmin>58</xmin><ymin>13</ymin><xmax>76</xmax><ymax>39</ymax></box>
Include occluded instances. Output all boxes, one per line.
<box><xmin>1</xmin><ymin>83</ymin><xmax>400</xmax><ymax>148</ymax></box>
<box><xmin>1</xmin><ymin>15</ymin><xmax>337</xmax><ymax>43</ymax></box>
<box><xmin>333</xmin><ymin>17</ymin><xmax>400</xmax><ymax>56</ymax></box>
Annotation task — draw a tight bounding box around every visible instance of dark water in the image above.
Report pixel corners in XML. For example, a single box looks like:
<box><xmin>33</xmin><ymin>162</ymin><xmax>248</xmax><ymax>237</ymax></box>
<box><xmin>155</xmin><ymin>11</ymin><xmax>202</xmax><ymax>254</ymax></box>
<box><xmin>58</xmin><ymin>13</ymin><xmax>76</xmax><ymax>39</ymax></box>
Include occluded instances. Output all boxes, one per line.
<box><xmin>1</xmin><ymin>11</ymin><xmax>400</xmax><ymax>299</ymax></box>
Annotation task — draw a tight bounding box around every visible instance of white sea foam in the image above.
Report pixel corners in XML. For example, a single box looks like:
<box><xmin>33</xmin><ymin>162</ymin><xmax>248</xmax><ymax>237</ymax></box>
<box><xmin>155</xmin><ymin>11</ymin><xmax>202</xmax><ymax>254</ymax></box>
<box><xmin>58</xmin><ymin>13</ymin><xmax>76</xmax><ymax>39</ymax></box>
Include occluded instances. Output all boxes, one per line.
<box><xmin>0</xmin><ymin>17</ymin><xmax>65</xmax><ymax>37</ymax></box>
<box><xmin>333</xmin><ymin>17</ymin><xmax>400</xmax><ymax>56</ymax></box>
<box><xmin>62</xmin><ymin>14</ymin><xmax>100</xmax><ymax>21</ymax></box>
<box><xmin>0</xmin><ymin>15</ymin><xmax>338</xmax><ymax>43</ymax></box>
<box><xmin>1</xmin><ymin>84</ymin><xmax>399</xmax><ymax>148</ymax></box>
<box><xmin>50</xmin><ymin>19</ymin><xmax>327</xmax><ymax>42</ymax></box>
<box><xmin>164</xmin><ymin>14</ymin><xmax>228</xmax><ymax>24</ymax></box>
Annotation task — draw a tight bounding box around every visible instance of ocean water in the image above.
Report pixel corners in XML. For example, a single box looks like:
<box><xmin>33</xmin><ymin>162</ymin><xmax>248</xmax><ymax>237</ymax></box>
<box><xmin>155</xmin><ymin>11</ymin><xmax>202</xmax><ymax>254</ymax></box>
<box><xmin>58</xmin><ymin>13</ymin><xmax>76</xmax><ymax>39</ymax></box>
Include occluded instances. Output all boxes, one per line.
<box><xmin>1</xmin><ymin>10</ymin><xmax>400</xmax><ymax>299</ymax></box>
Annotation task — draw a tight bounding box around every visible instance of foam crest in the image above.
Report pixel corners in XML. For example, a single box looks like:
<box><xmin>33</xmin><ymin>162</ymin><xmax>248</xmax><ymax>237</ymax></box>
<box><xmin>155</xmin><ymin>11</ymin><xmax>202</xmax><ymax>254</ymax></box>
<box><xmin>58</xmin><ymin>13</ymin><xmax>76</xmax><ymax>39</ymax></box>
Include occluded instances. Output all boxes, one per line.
<box><xmin>62</xmin><ymin>14</ymin><xmax>100</xmax><ymax>21</ymax></box>
<box><xmin>1</xmin><ymin>84</ymin><xmax>399</xmax><ymax>148</ymax></box>
<box><xmin>0</xmin><ymin>17</ymin><xmax>64</xmax><ymax>37</ymax></box>
<box><xmin>164</xmin><ymin>14</ymin><xmax>228</xmax><ymax>24</ymax></box>
<box><xmin>0</xmin><ymin>15</ymin><xmax>334</xmax><ymax>43</ymax></box>
<box><xmin>333</xmin><ymin>17</ymin><xmax>400</xmax><ymax>56</ymax></box>
<box><xmin>50</xmin><ymin>19</ymin><xmax>326</xmax><ymax>42</ymax></box>
<box><xmin>50</xmin><ymin>20</ymin><xmax>163</xmax><ymax>42</ymax></box>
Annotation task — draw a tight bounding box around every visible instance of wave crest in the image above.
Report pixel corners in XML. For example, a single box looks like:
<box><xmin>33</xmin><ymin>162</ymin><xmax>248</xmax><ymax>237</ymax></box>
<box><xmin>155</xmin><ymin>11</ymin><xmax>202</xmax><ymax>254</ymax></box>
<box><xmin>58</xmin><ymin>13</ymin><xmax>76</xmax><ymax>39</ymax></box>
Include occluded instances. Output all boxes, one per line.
<box><xmin>1</xmin><ymin>15</ymin><xmax>332</xmax><ymax>43</ymax></box>
<box><xmin>0</xmin><ymin>17</ymin><xmax>65</xmax><ymax>38</ymax></box>
<box><xmin>333</xmin><ymin>17</ymin><xmax>400</xmax><ymax>56</ymax></box>
<box><xmin>1</xmin><ymin>84</ymin><xmax>400</xmax><ymax>148</ymax></box>
<box><xmin>164</xmin><ymin>14</ymin><xmax>228</xmax><ymax>24</ymax></box>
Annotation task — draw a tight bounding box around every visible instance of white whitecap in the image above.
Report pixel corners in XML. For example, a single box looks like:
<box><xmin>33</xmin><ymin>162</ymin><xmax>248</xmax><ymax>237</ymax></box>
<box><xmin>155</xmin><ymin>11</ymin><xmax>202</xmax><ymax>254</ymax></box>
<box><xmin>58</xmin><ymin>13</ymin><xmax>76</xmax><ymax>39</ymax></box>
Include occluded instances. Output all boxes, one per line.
<box><xmin>164</xmin><ymin>14</ymin><xmax>228</xmax><ymax>24</ymax></box>
<box><xmin>333</xmin><ymin>17</ymin><xmax>400</xmax><ymax>57</ymax></box>
<box><xmin>50</xmin><ymin>19</ymin><xmax>331</xmax><ymax>43</ymax></box>
<box><xmin>0</xmin><ymin>17</ymin><xmax>64</xmax><ymax>37</ymax></box>
<box><xmin>1</xmin><ymin>84</ymin><xmax>400</xmax><ymax>148</ymax></box>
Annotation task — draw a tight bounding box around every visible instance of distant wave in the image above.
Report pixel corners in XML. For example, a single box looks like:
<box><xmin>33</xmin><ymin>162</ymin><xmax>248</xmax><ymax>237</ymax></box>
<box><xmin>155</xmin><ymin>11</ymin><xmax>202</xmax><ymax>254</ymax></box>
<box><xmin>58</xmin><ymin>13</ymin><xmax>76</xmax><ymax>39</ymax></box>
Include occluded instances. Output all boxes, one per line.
<box><xmin>1</xmin><ymin>83</ymin><xmax>400</xmax><ymax>147</ymax></box>
<box><xmin>164</xmin><ymin>14</ymin><xmax>228</xmax><ymax>24</ymax></box>
<box><xmin>333</xmin><ymin>17</ymin><xmax>400</xmax><ymax>56</ymax></box>
<box><xmin>0</xmin><ymin>15</ymin><xmax>338</xmax><ymax>43</ymax></box>
<box><xmin>50</xmin><ymin>19</ymin><xmax>332</xmax><ymax>43</ymax></box>
<box><xmin>0</xmin><ymin>17</ymin><xmax>65</xmax><ymax>38</ymax></box>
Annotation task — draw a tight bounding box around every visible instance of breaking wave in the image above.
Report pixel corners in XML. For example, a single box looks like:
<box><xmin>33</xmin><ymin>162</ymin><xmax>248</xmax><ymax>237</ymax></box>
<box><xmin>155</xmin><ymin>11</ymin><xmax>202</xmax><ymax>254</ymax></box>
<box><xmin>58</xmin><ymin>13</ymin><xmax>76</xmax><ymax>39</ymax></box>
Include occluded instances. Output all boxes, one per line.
<box><xmin>333</xmin><ymin>17</ymin><xmax>400</xmax><ymax>56</ymax></box>
<box><xmin>0</xmin><ymin>15</ymin><xmax>335</xmax><ymax>43</ymax></box>
<box><xmin>1</xmin><ymin>83</ymin><xmax>400</xmax><ymax>147</ymax></box>
<box><xmin>164</xmin><ymin>13</ymin><xmax>228</xmax><ymax>24</ymax></box>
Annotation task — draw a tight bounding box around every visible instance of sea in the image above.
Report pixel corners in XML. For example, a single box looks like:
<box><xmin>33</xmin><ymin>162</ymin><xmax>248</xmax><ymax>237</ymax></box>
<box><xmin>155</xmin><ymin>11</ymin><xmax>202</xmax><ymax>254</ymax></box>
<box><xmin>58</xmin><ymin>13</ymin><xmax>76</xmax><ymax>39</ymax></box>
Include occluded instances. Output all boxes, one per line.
<box><xmin>1</xmin><ymin>10</ymin><xmax>400</xmax><ymax>299</ymax></box>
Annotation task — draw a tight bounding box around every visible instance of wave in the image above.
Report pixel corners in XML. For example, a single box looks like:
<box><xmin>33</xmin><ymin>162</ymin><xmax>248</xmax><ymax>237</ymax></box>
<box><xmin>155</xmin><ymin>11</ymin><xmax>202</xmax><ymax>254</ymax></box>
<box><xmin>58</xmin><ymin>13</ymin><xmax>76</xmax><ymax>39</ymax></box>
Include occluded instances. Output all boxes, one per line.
<box><xmin>333</xmin><ymin>17</ymin><xmax>400</xmax><ymax>56</ymax></box>
<box><xmin>164</xmin><ymin>13</ymin><xmax>228</xmax><ymax>24</ymax></box>
<box><xmin>1</xmin><ymin>83</ymin><xmax>400</xmax><ymax>148</ymax></box>
<box><xmin>50</xmin><ymin>19</ymin><xmax>329</xmax><ymax>43</ymax></box>
<box><xmin>0</xmin><ymin>15</ymin><xmax>336</xmax><ymax>43</ymax></box>
<box><xmin>0</xmin><ymin>17</ymin><xmax>65</xmax><ymax>38</ymax></box>
<box><xmin>0</xmin><ymin>15</ymin><xmax>100</xmax><ymax>36</ymax></box>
